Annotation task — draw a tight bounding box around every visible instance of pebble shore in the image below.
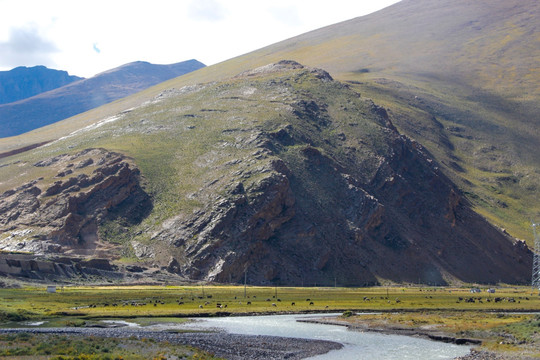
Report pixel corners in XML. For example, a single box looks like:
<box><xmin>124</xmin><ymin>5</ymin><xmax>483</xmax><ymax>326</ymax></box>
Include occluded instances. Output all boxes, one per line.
<box><xmin>455</xmin><ymin>349</ymin><xmax>536</xmax><ymax>360</ymax></box>
<box><xmin>0</xmin><ymin>327</ymin><xmax>342</xmax><ymax>360</ymax></box>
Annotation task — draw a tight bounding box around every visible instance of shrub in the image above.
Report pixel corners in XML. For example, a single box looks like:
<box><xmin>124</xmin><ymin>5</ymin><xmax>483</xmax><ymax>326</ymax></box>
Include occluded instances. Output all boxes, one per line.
<box><xmin>0</xmin><ymin>309</ymin><xmax>36</xmax><ymax>322</ymax></box>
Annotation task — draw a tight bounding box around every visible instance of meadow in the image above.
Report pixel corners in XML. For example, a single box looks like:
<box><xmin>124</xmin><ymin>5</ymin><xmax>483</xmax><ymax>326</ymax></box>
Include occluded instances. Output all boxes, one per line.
<box><xmin>1</xmin><ymin>285</ymin><xmax>540</xmax><ymax>358</ymax></box>
<box><xmin>1</xmin><ymin>285</ymin><xmax>539</xmax><ymax>320</ymax></box>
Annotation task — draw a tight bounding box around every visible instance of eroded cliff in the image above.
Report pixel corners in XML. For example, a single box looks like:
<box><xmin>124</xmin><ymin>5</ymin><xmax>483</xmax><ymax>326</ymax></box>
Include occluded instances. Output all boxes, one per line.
<box><xmin>0</xmin><ymin>148</ymin><xmax>151</xmax><ymax>258</ymax></box>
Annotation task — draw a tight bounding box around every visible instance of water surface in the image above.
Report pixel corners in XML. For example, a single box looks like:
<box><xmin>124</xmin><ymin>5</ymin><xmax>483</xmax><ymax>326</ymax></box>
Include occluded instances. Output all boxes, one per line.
<box><xmin>184</xmin><ymin>313</ymin><xmax>471</xmax><ymax>360</ymax></box>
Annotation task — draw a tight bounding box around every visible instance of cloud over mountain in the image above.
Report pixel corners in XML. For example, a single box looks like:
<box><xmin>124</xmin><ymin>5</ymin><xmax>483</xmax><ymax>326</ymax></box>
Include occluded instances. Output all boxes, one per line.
<box><xmin>0</xmin><ymin>25</ymin><xmax>58</xmax><ymax>68</ymax></box>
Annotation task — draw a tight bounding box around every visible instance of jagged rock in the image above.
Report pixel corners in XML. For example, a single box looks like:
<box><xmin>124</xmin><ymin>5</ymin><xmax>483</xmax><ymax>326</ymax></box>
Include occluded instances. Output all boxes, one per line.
<box><xmin>131</xmin><ymin>241</ymin><xmax>155</xmax><ymax>259</ymax></box>
<box><xmin>0</xmin><ymin>149</ymin><xmax>151</xmax><ymax>255</ymax></box>
<box><xmin>0</xmin><ymin>253</ymin><xmax>123</xmax><ymax>282</ymax></box>
<box><xmin>166</xmin><ymin>257</ymin><xmax>181</xmax><ymax>274</ymax></box>
<box><xmin>80</xmin><ymin>258</ymin><xmax>116</xmax><ymax>271</ymax></box>
<box><xmin>125</xmin><ymin>265</ymin><xmax>146</xmax><ymax>273</ymax></box>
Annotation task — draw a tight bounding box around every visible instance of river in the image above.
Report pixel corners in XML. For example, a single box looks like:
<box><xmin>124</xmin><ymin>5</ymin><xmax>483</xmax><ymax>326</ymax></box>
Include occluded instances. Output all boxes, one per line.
<box><xmin>183</xmin><ymin>313</ymin><xmax>471</xmax><ymax>359</ymax></box>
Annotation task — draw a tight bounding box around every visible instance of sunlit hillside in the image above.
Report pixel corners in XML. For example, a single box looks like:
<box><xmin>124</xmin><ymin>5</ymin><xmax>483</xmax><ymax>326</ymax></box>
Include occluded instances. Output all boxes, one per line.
<box><xmin>0</xmin><ymin>0</ymin><xmax>538</xmax><ymax>285</ymax></box>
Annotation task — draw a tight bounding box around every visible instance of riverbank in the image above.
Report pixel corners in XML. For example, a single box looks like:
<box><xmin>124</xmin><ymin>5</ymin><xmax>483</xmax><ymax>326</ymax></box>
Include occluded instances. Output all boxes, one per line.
<box><xmin>300</xmin><ymin>312</ymin><xmax>540</xmax><ymax>360</ymax></box>
<box><xmin>0</xmin><ymin>327</ymin><xmax>342</xmax><ymax>360</ymax></box>
<box><xmin>455</xmin><ymin>349</ymin><xmax>535</xmax><ymax>360</ymax></box>
<box><xmin>298</xmin><ymin>317</ymin><xmax>482</xmax><ymax>345</ymax></box>
<box><xmin>1</xmin><ymin>285</ymin><xmax>539</xmax><ymax>358</ymax></box>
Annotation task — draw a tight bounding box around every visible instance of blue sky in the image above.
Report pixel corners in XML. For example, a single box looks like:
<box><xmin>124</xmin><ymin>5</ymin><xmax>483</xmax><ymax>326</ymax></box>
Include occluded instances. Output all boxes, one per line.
<box><xmin>0</xmin><ymin>0</ymin><xmax>400</xmax><ymax>77</ymax></box>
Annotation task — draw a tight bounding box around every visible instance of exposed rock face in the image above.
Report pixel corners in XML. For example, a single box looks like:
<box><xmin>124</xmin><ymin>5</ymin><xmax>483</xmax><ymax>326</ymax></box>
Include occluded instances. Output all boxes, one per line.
<box><xmin>0</xmin><ymin>253</ymin><xmax>122</xmax><ymax>282</ymax></box>
<box><xmin>155</xmin><ymin>159</ymin><xmax>296</xmax><ymax>281</ymax></box>
<box><xmin>0</xmin><ymin>149</ymin><xmax>151</xmax><ymax>257</ymax></box>
<box><xmin>146</xmin><ymin>61</ymin><xmax>532</xmax><ymax>286</ymax></box>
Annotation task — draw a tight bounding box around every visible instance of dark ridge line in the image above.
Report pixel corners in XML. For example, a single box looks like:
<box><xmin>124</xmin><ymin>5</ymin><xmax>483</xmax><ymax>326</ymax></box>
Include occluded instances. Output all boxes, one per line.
<box><xmin>0</xmin><ymin>141</ymin><xmax>51</xmax><ymax>159</ymax></box>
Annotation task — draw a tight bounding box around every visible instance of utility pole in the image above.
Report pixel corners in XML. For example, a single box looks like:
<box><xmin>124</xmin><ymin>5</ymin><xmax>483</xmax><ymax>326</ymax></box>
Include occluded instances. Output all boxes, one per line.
<box><xmin>532</xmin><ymin>223</ymin><xmax>540</xmax><ymax>293</ymax></box>
<box><xmin>244</xmin><ymin>267</ymin><xmax>247</xmax><ymax>298</ymax></box>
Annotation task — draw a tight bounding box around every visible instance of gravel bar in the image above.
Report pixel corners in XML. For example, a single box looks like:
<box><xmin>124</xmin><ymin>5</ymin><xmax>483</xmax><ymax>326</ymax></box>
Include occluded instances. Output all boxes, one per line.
<box><xmin>0</xmin><ymin>327</ymin><xmax>343</xmax><ymax>360</ymax></box>
<box><xmin>454</xmin><ymin>349</ymin><xmax>536</xmax><ymax>360</ymax></box>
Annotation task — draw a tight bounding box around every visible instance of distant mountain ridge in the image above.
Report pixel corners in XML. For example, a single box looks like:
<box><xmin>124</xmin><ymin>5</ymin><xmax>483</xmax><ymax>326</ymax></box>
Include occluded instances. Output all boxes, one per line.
<box><xmin>0</xmin><ymin>65</ymin><xmax>82</xmax><ymax>105</ymax></box>
<box><xmin>0</xmin><ymin>60</ymin><xmax>205</xmax><ymax>138</ymax></box>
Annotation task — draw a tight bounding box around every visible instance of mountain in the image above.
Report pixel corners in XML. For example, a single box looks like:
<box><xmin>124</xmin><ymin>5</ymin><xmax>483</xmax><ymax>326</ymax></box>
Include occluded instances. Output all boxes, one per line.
<box><xmin>174</xmin><ymin>0</ymin><xmax>538</xmax><ymax>242</ymax></box>
<box><xmin>0</xmin><ymin>61</ymin><xmax>531</xmax><ymax>285</ymax></box>
<box><xmin>258</xmin><ymin>0</ymin><xmax>540</xmax><ymax>242</ymax></box>
<box><xmin>0</xmin><ymin>0</ymin><xmax>537</xmax><ymax>285</ymax></box>
<box><xmin>0</xmin><ymin>66</ymin><xmax>82</xmax><ymax>105</ymax></box>
<box><xmin>0</xmin><ymin>60</ymin><xmax>205</xmax><ymax>138</ymax></box>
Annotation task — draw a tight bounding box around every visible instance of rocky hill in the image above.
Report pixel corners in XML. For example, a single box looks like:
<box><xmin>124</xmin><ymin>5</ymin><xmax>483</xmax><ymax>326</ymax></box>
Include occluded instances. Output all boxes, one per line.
<box><xmin>0</xmin><ymin>66</ymin><xmax>82</xmax><ymax>105</ymax></box>
<box><xmin>0</xmin><ymin>61</ymin><xmax>531</xmax><ymax>285</ymax></box>
<box><xmin>0</xmin><ymin>60</ymin><xmax>205</xmax><ymax>138</ymax></box>
<box><xmin>0</xmin><ymin>0</ymin><xmax>537</xmax><ymax>285</ymax></box>
<box><xmin>4</xmin><ymin>0</ymin><xmax>536</xmax><ymax>241</ymax></box>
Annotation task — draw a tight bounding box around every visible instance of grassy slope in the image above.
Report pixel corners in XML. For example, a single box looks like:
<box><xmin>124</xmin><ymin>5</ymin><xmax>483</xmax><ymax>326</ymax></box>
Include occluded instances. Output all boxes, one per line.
<box><xmin>1</xmin><ymin>0</ymin><xmax>539</xmax><ymax>243</ymax></box>
<box><xmin>0</xmin><ymin>66</ymin><xmax>392</xmax><ymax>266</ymax></box>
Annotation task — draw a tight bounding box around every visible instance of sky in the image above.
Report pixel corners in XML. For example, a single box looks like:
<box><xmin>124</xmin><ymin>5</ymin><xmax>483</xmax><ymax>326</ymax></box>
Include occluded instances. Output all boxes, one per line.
<box><xmin>0</xmin><ymin>0</ymin><xmax>400</xmax><ymax>78</ymax></box>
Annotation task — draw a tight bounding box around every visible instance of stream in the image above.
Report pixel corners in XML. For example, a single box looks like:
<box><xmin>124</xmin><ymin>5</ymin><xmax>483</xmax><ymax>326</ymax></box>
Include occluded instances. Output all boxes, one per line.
<box><xmin>183</xmin><ymin>313</ymin><xmax>472</xmax><ymax>359</ymax></box>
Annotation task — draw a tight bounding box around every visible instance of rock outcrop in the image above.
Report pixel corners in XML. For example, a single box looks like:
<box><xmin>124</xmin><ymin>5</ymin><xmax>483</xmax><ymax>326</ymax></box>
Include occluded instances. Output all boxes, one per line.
<box><xmin>0</xmin><ymin>149</ymin><xmax>151</xmax><ymax>257</ymax></box>
<box><xmin>154</xmin><ymin>158</ymin><xmax>296</xmax><ymax>282</ymax></box>
<box><xmin>142</xmin><ymin>62</ymin><xmax>532</xmax><ymax>286</ymax></box>
<box><xmin>0</xmin><ymin>253</ymin><xmax>122</xmax><ymax>283</ymax></box>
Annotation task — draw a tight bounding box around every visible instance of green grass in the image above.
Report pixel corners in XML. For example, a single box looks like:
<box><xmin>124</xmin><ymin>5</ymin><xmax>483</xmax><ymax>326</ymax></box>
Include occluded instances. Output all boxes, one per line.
<box><xmin>0</xmin><ymin>332</ymin><xmax>221</xmax><ymax>359</ymax></box>
<box><xmin>1</xmin><ymin>285</ymin><xmax>539</xmax><ymax>321</ymax></box>
<box><xmin>497</xmin><ymin>314</ymin><xmax>540</xmax><ymax>342</ymax></box>
<box><xmin>1</xmin><ymin>285</ymin><xmax>540</xmax><ymax>357</ymax></box>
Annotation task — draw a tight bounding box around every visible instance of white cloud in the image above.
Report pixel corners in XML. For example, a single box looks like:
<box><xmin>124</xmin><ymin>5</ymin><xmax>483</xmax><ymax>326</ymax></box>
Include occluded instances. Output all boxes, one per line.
<box><xmin>188</xmin><ymin>0</ymin><xmax>226</xmax><ymax>22</ymax></box>
<box><xmin>0</xmin><ymin>24</ymin><xmax>58</xmax><ymax>68</ymax></box>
